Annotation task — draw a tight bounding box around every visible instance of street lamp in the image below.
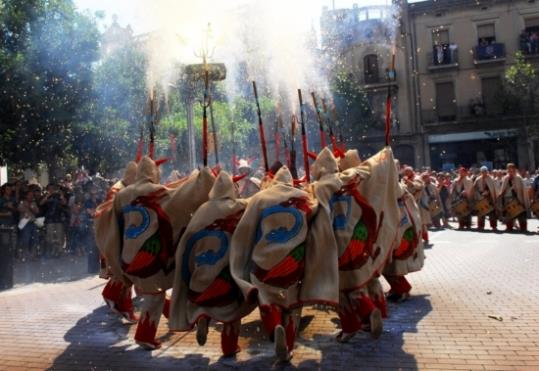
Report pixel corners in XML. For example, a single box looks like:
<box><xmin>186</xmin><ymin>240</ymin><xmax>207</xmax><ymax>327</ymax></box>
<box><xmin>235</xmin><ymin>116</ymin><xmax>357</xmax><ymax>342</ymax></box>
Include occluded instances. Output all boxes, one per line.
<box><xmin>182</xmin><ymin>63</ymin><xmax>226</xmax><ymax>169</ymax></box>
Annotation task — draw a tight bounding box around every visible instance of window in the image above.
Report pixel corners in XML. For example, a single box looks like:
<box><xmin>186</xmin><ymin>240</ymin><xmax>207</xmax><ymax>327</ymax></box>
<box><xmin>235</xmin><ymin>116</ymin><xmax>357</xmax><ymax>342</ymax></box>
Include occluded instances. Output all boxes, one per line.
<box><xmin>364</xmin><ymin>54</ymin><xmax>379</xmax><ymax>84</ymax></box>
<box><xmin>436</xmin><ymin>82</ymin><xmax>456</xmax><ymax>121</ymax></box>
<box><xmin>432</xmin><ymin>29</ymin><xmax>454</xmax><ymax>65</ymax></box>
<box><xmin>522</xmin><ymin>17</ymin><xmax>539</xmax><ymax>54</ymax></box>
<box><xmin>432</xmin><ymin>29</ymin><xmax>449</xmax><ymax>45</ymax></box>
<box><xmin>481</xmin><ymin>77</ymin><xmax>502</xmax><ymax>115</ymax></box>
<box><xmin>525</xmin><ymin>17</ymin><xmax>539</xmax><ymax>28</ymax></box>
<box><xmin>477</xmin><ymin>23</ymin><xmax>495</xmax><ymax>45</ymax></box>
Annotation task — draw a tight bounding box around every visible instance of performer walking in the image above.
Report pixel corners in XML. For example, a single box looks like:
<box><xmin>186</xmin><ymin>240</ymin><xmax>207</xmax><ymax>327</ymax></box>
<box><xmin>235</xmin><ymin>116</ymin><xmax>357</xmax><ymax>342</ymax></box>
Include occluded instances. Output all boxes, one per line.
<box><xmin>332</xmin><ymin>148</ymin><xmax>400</xmax><ymax>342</ymax></box>
<box><xmin>401</xmin><ymin>167</ymin><xmax>429</xmax><ymax>243</ymax></box>
<box><xmin>384</xmin><ymin>163</ymin><xmax>424</xmax><ymax>304</ymax></box>
<box><xmin>169</xmin><ymin>171</ymin><xmax>253</xmax><ymax>357</ymax></box>
<box><xmin>101</xmin><ymin>156</ymin><xmax>215</xmax><ymax>349</ymax></box>
<box><xmin>422</xmin><ymin>173</ymin><xmax>443</xmax><ymax>230</ymax></box>
<box><xmin>473</xmin><ymin>166</ymin><xmax>498</xmax><ymax>231</ymax></box>
<box><xmin>230</xmin><ymin>166</ymin><xmax>318</xmax><ymax>361</ymax></box>
<box><xmin>95</xmin><ymin>161</ymin><xmax>138</xmax><ymax>323</ymax></box>
<box><xmin>450</xmin><ymin>168</ymin><xmax>473</xmax><ymax>230</ymax></box>
<box><xmin>500</xmin><ymin>163</ymin><xmax>529</xmax><ymax>233</ymax></box>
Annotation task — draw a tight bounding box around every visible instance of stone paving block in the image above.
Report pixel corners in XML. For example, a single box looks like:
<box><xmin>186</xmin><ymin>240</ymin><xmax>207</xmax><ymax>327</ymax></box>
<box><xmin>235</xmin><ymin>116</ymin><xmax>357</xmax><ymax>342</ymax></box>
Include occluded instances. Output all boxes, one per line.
<box><xmin>0</xmin><ymin>221</ymin><xmax>537</xmax><ymax>370</ymax></box>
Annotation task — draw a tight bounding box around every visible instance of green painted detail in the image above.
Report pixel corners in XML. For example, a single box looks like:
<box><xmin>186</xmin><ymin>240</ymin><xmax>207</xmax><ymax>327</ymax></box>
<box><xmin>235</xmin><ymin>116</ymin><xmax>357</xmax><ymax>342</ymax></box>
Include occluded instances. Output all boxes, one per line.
<box><xmin>402</xmin><ymin>227</ymin><xmax>415</xmax><ymax>242</ymax></box>
<box><xmin>352</xmin><ymin>221</ymin><xmax>368</xmax><ymax>241</ymax></box>
<box><xmin>141</xmin><ymin>233</ymin><xmax>162</xmax><ymax>255</ymax></box>
<box><xmin>290</xmin><ymin>243</ymin><xmax>305</xmax><ymax>261</ymax></box>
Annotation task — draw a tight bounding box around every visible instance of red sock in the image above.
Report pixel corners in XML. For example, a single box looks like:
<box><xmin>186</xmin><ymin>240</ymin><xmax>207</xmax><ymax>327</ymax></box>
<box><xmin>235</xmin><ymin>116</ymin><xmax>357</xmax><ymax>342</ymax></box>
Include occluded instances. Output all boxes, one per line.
<box><xmin>259</xmin><ymin>305</ymin><xmax>282</xmax><ymax>338</ymax></box>
<box><xmin>356</xmin><ymin>295</ymin><xmax>377</xmax><ymax>323</ymax></box>
<box><xmin>102</xmin><ymin>280</ymin><xmax>122</xmax><ymax>307</ymax></box>
<box><xmin>162</xmin><ymin>297</ymin><xmax>170</xmax><ymax>319</ymax></box>
<box><xmin>134</xmin><ymin>312</ymin><xmax>158</xmax><ymax>345</ymax></box>
<box><xmin>422</xmin><ymin>229</ymin><xmax>429</xmax><ymax>242</ymax></box>
<box><xmin>285</xmin><ymin>315</ymin><xmax>296</xmax><ymax>352</ymax></box>
<box><xmin>221</xmin><ymin>321</ymin><xmax>240</xmax><ymax>356</ymax></box>
<box><xmin>338</xmin><ymin>308</ymin><xmax>362</xmax><ymax>333</ymax></box>
<box><xmin>386</xmin><ymin>275</ymin><xmax>412</xmax><ymax>295</ymax></box>
<box><xmin>373</xmin><ymin>294</ymin><xmax>388</xmax><ymax>318</ymax></box>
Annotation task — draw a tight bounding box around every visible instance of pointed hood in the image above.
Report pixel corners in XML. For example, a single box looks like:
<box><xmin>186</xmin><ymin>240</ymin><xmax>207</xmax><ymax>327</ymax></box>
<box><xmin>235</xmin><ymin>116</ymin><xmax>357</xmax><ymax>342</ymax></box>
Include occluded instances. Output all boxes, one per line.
<box><xmin>208</xmin><ymin>171</ymin><xmax>236</xmax><ymax>200</ymax></box>
<box><xmin>272</xmin><ymin>165</ymin><xmax>294</xmax><ymax>186</ymax></box>
<box><xmin>312</xmin><ymin>147</ymin><xmax>338</xmax><ymax>181</ymax></box>
<box><xmin>122</xmin><ymin>161</ymin><xmax>138</xmax><ymax>186</ymax></box>
<box><xmin>135</xmin><ymin>156</ymin><xmax>160</xmax><ymax>184</ymax></box>
<box><xmin>338</xmin><ymin>149</ymin><xmax>362</xmax><ymax>171</ymax></box>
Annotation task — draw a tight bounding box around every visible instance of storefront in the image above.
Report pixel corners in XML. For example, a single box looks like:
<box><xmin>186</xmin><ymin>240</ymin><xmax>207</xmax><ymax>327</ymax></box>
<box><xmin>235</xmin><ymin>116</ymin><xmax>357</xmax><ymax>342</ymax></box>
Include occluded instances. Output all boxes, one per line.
<box><xmin>428</xmin><ymin>129</ymin><xmax>518</xmax><ymax>170</ymax></box>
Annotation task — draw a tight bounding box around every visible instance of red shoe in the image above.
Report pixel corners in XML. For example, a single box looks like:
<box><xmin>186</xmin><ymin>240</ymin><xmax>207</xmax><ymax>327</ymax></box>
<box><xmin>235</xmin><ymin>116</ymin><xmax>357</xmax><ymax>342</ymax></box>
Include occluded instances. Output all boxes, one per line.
<box><xmin>134</xmin><ymin>312</ymin><xmax>160</xmax><ymax>350</ymax></box>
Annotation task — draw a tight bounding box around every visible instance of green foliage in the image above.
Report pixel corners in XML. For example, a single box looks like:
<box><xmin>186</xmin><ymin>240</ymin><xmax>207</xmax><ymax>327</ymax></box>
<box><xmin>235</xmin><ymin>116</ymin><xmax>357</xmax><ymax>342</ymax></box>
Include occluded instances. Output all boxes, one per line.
<box><xmin>501</xmin><ymin>51</ymin><xmax>539</xmax><ymax>115</ymax></box>
<box><xmin>0</xmin><ymin>1</ymin><xmax>271</xmax><ymax>175</ymax></box>
<box><xmin>330</xmin><ymin>71</ymin><xmax>379</xmax><ymax>144</ymax></box>
<box><xmin>0</xmin><ymin>0</ymin><xmax>100</xmax><ymax>174</ymax></box>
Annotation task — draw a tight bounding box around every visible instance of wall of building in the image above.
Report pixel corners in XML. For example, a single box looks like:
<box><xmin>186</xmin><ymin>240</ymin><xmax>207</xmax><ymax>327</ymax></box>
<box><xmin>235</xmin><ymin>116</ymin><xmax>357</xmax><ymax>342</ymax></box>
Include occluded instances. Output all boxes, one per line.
<box><xmin>321</xmin><ymin>3</ymin><xmax>420</xmax><ymax>166</ymax></box>
<box><xmin>407</xmin><ymin>0</ymin><xmax>539</xmax><ymax>170</ymax></box>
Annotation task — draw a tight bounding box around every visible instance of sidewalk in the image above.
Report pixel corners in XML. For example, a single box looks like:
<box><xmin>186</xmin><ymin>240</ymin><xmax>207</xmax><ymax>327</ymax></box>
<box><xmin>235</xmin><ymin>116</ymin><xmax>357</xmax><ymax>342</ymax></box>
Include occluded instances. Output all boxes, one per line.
<box><xmin>0</xmin><ymin>221</ymin><xmax>538</xmax><ymax>370</ymax></box>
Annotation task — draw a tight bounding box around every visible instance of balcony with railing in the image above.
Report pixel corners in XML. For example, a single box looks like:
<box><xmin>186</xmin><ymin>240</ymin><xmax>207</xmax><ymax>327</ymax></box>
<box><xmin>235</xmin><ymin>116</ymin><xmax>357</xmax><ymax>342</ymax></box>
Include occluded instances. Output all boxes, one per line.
<box><xmin>519</xmin><ymin>29</ymin><xmax>539</xmax><ymax>58</ymax></box>
<box><xmin>428</xmin><ymin>44</ymin><xmax>459</xmax><ymax>71</ymax></box>
<box><xmin>361</xmin><ymin>69</ymin><xmax>398</xmax><ymax>91</ymax></box>
<box><xmin>421</xmin><ymin>100</ymin><xmax>534</xmax><ymax>126</ymax></box>
<box><xmin>474</xmin><ymin>43</ymin><xmax>506</xmax><ymax>65</ymax></box>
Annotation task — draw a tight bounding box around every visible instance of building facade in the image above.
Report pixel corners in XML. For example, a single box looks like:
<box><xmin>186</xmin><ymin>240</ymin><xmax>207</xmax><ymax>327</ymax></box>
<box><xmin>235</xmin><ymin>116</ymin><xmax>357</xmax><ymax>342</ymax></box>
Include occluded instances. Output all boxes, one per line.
<box><xmin>405</xmin><ymin>0</ymin><xmax>539</xmax><ymax>171</ymax></box>
<box><xmin>320</xmin><ymin>4</ymin><xmax>420</xmax><ymax>167</ymax></box>
<box><xmin>322</xmin><ymin>0</ymin><xmax>539</xmax><ymax>170</ymax></box>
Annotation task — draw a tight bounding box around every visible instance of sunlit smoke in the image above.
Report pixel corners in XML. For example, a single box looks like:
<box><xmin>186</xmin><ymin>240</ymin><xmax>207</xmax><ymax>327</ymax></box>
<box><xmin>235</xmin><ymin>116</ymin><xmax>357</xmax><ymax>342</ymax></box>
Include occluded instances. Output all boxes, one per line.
<box><xmin>133</xmin><ymin>0</ymin><xmax>333</xmax><ymax>106</ymax></box>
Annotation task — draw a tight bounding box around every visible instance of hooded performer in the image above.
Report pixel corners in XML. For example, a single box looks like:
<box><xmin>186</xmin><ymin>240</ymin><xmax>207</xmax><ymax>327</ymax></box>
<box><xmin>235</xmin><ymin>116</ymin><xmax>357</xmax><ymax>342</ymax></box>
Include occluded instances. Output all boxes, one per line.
<box><xmin>499</xmin><ymin>163</ymin><xmax>530</xmax><ymax>232</ymax></box>
<box><xmin>402</xmin><ymin>167</ymin><xmax>430</xmax><ymax>243</ymax></box>
<box><xmin>383</xmin><ymin>167</ymin><xmax>425</xmax><ymax>303</ymax></box>
<box><xmin>450</xmin><ymin>167</ymin><xmax>474</xmax><ymax>230</ymax></box>
<box><xmin>169</xmin><ymin>171</ymin><xmax>253</xmax><ymax>357</ymax></box>
<box><xmin>332</xmin><ymin>148</ymin><xmax>400</xmax><ymax>342</ymax></box>
<box><xmin>102</xmin><ymin>156</ymin><xmax>215</xmax><ymax>349</ymax></box>
<box><xmin>229</xmin><ymin>165</ymin><xmax>318</xmax><ymax>361</ymax></box>
<box><xmin>473</xmin><ymin>166</ymin><xmax>498</xmax><ymax>231</ymax></box>
<box><xmin>95</xmin><ymin>161</ymin><xmax>138</xmax><ymax>322</ymax></box>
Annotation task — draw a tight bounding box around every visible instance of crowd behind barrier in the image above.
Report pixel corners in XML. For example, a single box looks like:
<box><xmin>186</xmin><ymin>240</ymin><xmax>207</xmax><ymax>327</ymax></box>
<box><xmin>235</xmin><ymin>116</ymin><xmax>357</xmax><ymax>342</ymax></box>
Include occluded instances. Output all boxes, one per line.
<box><xmin>1</xmin><ymin>163</ymin><xmax>537</xmax><ymax>266</ymax></box>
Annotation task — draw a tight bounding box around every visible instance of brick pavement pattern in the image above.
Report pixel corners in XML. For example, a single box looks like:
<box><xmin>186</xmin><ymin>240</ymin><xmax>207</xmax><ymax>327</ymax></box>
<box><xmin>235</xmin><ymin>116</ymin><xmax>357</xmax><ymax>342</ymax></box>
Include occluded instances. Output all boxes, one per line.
<box><xmin>0</xmin><ymin>220</ymin><xmax>538</xmax><ymax>371</ymax></box>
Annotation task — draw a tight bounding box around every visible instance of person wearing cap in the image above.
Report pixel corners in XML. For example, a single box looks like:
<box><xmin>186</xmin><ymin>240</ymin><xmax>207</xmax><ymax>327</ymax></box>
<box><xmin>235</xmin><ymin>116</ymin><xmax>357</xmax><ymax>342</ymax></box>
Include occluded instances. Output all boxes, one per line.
<box><xmin>499</xmin><ymin>163</ymin><xmax>529</xmax><ymax>233</ymax></box>
<box><xmin>450</xmin><ymin>167</ymin><xmax>473</xmax><ymax>230</ymax></box>
<box><xmin>473</xmin><ymin>166</ymin><xmax>498</xmax><ymax>231</ymax></box>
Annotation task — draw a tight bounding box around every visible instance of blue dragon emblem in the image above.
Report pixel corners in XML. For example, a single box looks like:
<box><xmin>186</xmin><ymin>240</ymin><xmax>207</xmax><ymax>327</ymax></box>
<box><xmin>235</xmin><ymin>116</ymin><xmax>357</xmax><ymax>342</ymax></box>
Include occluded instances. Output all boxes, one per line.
<box><xmin>122</xmin><ymin>205</ymin><xmax>150</xmax><ymax>239</ymax></box>
<box><xmin>182</xmin><ymin>229</ymin><xmax>229</xmax><ymax>283</ymax></box>
<box><xmin>255</xmin><ymin>205</ymin><xmax>303</xmax><ymax>244</ymax></box>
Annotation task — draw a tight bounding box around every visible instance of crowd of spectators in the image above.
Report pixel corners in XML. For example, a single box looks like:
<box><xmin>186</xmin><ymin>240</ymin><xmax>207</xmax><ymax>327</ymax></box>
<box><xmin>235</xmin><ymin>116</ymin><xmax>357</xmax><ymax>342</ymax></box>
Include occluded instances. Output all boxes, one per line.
<box><xmin>404</xmin><ymin>165</ymin><xmax>539</xmax><ymax>229</ymax></box>
<box><xmin>0</xmin><ymin>170</ymin><xmax>110</xmax><ymax>262</ymax></box>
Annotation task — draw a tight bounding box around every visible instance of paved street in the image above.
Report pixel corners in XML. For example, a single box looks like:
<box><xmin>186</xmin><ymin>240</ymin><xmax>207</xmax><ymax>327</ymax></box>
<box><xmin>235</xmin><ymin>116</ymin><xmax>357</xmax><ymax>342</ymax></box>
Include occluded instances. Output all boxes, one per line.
<box><xmin>0</xmin><ymin>220</ymin><xmax>538</xmax><ymax>371</ymax></box>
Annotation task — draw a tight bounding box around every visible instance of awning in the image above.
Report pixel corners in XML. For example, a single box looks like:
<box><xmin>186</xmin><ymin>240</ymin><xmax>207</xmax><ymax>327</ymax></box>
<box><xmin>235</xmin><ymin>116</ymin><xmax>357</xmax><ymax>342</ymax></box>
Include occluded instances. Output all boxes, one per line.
<box><xmin>428</xmin><ymin>129</ymin><xmax>518</xmax><ymax>144</ymax></box>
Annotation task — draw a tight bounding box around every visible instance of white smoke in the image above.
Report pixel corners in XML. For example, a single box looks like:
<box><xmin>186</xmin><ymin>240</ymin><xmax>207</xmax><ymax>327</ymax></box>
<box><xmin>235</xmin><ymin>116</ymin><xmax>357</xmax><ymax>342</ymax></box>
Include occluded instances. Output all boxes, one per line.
<box><xmin>133</xmin><ymin>0</ymin><xmax>331</xmax><ymax>105</ymax></box>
